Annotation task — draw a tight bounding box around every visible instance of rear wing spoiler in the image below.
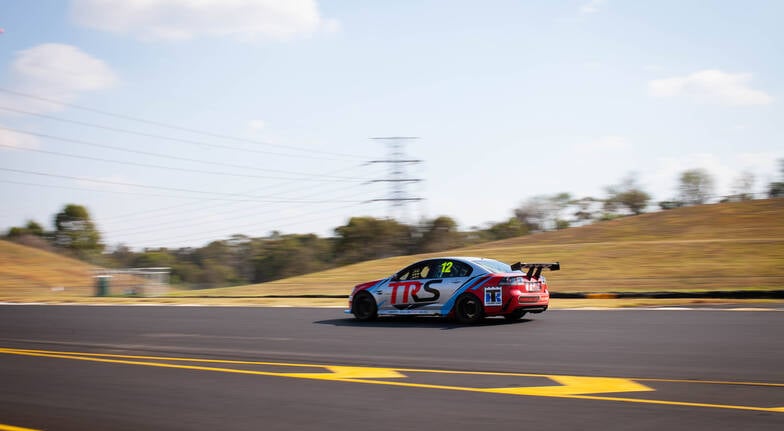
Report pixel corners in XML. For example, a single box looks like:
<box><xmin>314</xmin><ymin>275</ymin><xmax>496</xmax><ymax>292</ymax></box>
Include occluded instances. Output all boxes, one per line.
<box><xmin>510</xmin><ymin>261</ymin><xmax>560</xmax><ymax>279</ymax></box>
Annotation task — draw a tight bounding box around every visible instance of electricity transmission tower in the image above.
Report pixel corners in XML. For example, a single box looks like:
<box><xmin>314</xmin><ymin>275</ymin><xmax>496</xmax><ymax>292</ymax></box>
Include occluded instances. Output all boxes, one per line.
<box><xmin>368</xmin><ymin>137</ymin><xmax>424</xmax><ymax>222</ymax></box>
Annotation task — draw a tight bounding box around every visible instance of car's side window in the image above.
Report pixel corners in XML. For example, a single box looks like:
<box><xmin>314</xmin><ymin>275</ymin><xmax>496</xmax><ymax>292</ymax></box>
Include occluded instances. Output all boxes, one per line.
<box><xmin>397</xmin><ymin>261</ymin><xmax>434</xmax><ymax>280</ymax></box>
<box><xmin>433</xmin><ymin>260</ymin><xmax>472</xmax><ymax>278</ymax></box>
<box><xmin>399</xmin><ymin>260</ymin><xmax>471</xmax><ymax>280</ymax></box>
<box><xmin>454</xmin><ymin>262</ymin><xmax>472</xmax><ymax>277</ymax></box>
<box><xmin>409</xmin><ymin>264</ymin><xmax>427</xmax><ymax>279</ymax></box>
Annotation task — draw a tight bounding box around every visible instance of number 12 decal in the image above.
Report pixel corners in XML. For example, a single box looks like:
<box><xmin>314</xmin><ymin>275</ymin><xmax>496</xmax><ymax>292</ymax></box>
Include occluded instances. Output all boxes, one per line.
<box><xmin>441</xmin><ymin>261</ymin><xmax>453</xmax><ymax>274</ymax></box>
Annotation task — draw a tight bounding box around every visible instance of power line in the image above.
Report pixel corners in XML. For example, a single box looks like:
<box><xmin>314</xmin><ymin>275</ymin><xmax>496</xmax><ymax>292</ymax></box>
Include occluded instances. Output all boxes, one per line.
<box><xmin>125</xmin><ymin>203</ymin><xmax>364</xmax><ymax>247</ymax></box>
<box><xmin>0</xmin><ymin>126</ymin><xmax>366</xmax><ymax>181</ymax></box>
<box><xmin>0</xmin><ymin>179</ymin><xmax>208</xmax><ymax>201</ymax></box>
<box><xmin>0</xmin><ymin>167</ymin><xmax>363</xmax><ymax>203</ymax></box>
<box><xmin>1</xmin><ymin>174</ymin><xmax>377</xmax><ymax>239</ymax></box>
<box><xmin>112</xmin><ymin>195</ymin><xmax>364</xmax><ymax>239</ymax></box>
<box><xmin>0</xmin><ymin>143</ymin><xmax>366</xmax><ymax>182</ymax></box>
<box><xmin>106</xmin><ymin>185</ymin><xmax>365</xmax><ymax>236</ymax></box>
<box><xmin>0</xmin><ymin>87</ymin><xmax>369</xmax><ymax>160</ymax></box>
<box><xmin>0</xmin><ymin>105</ymin><xmax>356</xmax><ymax>162</ymax></box>
<box><xmin>98</xmin><ymin>163</ymin><xmax>368</xmax><ymax>223</ymax></box>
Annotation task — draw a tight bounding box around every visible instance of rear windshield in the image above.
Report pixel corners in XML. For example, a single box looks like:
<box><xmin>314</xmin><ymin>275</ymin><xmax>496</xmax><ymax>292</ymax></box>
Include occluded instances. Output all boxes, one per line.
<box><xmin>471</xmin><ymin>258</ymin><xmax>513</xmax><ymax>274</ymax></box>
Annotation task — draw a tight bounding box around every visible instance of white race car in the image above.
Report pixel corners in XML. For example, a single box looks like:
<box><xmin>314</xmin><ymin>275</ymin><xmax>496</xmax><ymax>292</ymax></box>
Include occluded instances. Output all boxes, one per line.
<box><xmin>346</xmin><ymin>257</ymin><xmax>559</xmax><ymax>323</ymax></box>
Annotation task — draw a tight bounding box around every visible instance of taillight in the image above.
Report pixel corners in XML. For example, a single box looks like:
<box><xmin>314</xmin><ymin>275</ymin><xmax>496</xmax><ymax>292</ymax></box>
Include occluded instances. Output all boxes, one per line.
<box><xmin>499</xmin><ymin>276</ymin><xmax>542</xmax><ymax>292</ymax></box>
<box><xmin>498</xmin><ymin>276</ymin><xmax>524</xmax><ymax>287</ymax></box>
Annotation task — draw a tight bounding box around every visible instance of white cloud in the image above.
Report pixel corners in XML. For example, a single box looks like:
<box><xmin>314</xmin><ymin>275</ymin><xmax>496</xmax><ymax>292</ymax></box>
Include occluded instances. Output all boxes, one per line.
<box><xmin>580</xmin><ymin>0</ymin><xmax>607</xmax><ymax>14</ymax></box>
<box><xmin>70</xmin><ymin>0</ymin><xmax>338</xmax><ymax>42</ymax></box>
<box><xmin>0</xmin><ymin>43</ymin><xmax>117</xmax><ymax>114</ymax></box>
<box><xmin>0</xmin><ymin>127</ymin><xmax>40</xmax><ymax>150</ymax></box>
<box><xmin>648</xmin><ymin>70</ymin><xmax>773</xmax><ymax>106</ymax></box>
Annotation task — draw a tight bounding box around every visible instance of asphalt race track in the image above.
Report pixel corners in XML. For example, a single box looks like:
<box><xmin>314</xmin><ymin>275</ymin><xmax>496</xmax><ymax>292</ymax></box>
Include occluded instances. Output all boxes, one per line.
<box><xmin>0</xmin><ymin>306</ymin><xmax>782</xmax><ymax>430</ymax></box>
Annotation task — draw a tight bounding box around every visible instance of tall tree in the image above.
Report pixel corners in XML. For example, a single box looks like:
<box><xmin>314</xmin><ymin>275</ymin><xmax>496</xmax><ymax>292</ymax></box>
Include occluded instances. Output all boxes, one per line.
<box><xmin>53</xmin><ymin>204</ymin><xmax>103</xmax><ymax>254</ymax></box>
<box><xmin>604</xmin><ymin>174</ymin><xmax>651</xmax><ymax>215</ymax></box>
<box><xmin>481</xmin><ymin>217</ymin><xmax>529</xmax><ymax>241</ymax></box>
<box><xmin>253</xmin><ymin>234</ymin><xmax>329</xmax><ymax>282</ymax></box>
<box><xmin>6</xmin><ymin>220</ymin><xmax>44</xmax><ymax>238</ymax></box>
<box><xmin>572</xmin><ymin>197</ymin><xmax>601</xmax><ymax>224</ymax></box>
<box><xmin>334</xmin><ymin>217</ymin><xmax>414</xmax><ymax>264</ymax></box>
<box><xmin>678</xmin><ymin>169</ymin><xmax>715</xmax><ymax>205</ymax></box>
<box><xmin>514</xmin><ymin>193</ymin><xmax>571</xmax><ymax>232</ymax></box>
<box><xmin>730</xmin><ymin>171</ymin><xmax>756</xmax><ymax>201</ymax></box>
<box><xmin>514</xmin><ymin>198</ymin><xmax>549</xmax><ymax>232</ymax></box>
<box><xmin>768</xmin><ymin>159</ymin><xmax>784</xmax><ymax>198</ymax></box>
<box><xmin>417</xmin><ymin>216</ymin><xmax>464</xmax><ymax>252</ymax></box>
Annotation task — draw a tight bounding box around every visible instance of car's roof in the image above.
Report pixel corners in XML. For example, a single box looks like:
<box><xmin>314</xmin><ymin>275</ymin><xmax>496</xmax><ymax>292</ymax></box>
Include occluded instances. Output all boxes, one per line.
<box><xmin>433</xmin><ymin>256</ymin><xmax>504</xmax><ymax>263</ymax></box>
<box><xmin>397</xmin><ymin>256</ymin><xmax>516</xmax><ymax>276</ymax></box>
<box><xmin>419</xmin><ymin>256</ymin><xmax>512</xmax><ymax>269</ymax></box>
<box><xmin>422</xmin><ymin>256</ymin><xmax>495</xmax><ymax>261</ymax></box>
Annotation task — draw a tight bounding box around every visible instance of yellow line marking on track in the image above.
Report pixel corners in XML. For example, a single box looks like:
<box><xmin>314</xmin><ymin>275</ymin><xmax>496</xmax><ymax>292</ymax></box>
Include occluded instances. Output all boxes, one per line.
<box><xmin>487</xmin><ymin>375</ymin><xmax>654</xmax><ymax>396</ymax></box>
<box><xmin>0</xmin><ymin>424</ymin><xmax>41</xmax><ymax>431</ymax></box>
<box><xmin>332</xmin><ymin>378</ymin><xmax>784</xmax><ymax>413</ymax></box>
<box><xmin>0</xmin><ymin>347</ymin><xmax>781</xmax><ymax>413</ymax></box>
<box><xmin>634</xmin><ymin>377</ymin><xmax>784</xmax><ymax>387</ymax></box>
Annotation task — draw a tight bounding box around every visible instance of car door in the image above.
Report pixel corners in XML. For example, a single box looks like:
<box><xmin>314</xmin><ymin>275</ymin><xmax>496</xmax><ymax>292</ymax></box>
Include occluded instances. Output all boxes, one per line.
<box><xmin>377</xmin><ymin>260</ymin><xmax>439</xmax><ymax>314</ymax></box>
<box><xmin>427</xmin><ymin>259</ymin><xmax>472</xmax><ymax>313</ymax></box>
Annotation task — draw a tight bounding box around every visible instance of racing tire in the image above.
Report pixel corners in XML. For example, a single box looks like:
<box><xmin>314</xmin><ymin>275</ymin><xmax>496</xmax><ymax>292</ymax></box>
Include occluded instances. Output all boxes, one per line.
<box><xmin>352</xmin><ymin>291</ymin><xmax>378</xmax><ymax>322</ymax></box>
<box><xmin>454</xmin><ymin>293</ymin><xmax>484</xmax><ymax>324</ymax></box>
<box><xmin>504</xmin><ymin>309</ymin><xmax>527</xmax><ymax>321</ymax></box>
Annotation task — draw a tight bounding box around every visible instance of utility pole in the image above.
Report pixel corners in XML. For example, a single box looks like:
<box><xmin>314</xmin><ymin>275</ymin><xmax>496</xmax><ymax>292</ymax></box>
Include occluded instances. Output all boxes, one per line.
<box><xmin>368</xmin><ymin>137</ymin><xmax>424</xmax><ymax>222</ymax></box>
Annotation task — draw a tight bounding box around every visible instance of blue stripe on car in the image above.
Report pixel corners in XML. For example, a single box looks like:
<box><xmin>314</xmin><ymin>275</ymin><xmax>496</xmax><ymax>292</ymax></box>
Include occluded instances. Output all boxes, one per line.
<box><xmin>439</xmin><ymin>275</ymin><xmax>491</xmax><ymax>314</ymax></box>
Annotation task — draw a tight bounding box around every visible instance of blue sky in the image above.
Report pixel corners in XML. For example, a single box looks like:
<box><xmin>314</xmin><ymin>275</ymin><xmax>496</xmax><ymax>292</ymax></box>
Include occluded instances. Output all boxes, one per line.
<box><xmin>1</xmin><ymin>0</ymin><xmax>782</xmax><ymax>250</ymax></box>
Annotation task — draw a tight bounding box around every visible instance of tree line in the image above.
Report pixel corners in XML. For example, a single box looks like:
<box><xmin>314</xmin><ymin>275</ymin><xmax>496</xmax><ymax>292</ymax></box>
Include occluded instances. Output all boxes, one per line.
<box><xmin>5</xmin><ymin>163</ymin><xmax>784</xmax><ymax>289</ymax></box>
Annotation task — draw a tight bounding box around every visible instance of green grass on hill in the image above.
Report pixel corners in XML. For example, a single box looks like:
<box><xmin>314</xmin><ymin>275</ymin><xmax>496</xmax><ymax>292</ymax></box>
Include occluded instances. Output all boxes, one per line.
<box><xmin>182</xmin><ymin>199</ymin><xmax>784</xmax><ymax>297</ymax></box>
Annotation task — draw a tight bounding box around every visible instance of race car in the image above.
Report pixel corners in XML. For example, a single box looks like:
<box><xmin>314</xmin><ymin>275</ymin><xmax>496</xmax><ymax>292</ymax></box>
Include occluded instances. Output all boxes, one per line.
<box><xmin>346</xmin><ymin>257</ymin><xmax>559</xmax><ymax>323</ymax></box>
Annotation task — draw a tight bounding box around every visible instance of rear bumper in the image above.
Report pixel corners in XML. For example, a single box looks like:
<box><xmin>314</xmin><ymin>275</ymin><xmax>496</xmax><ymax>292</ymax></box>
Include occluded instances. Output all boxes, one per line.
<box><xmin>514</xmin><ymin>291</ymin><xmax>549</xmax><ymax>307</ymax></box>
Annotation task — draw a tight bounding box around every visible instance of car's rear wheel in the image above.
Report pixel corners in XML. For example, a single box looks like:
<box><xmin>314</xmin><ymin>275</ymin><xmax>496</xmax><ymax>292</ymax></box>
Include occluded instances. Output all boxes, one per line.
<box><xmin>504</xmin><ymin>309</ymin><xmax>527</xmax><ymax>321</ymax></box>
<box><xmin>352</xmin><ymin>291</ymin><xmax>377</xmax><ymax>321</ymax></box>
<box><xmin>454</xmin><ymin>293</ymin><xmax>483</xmax><ymax>324</ymax></box>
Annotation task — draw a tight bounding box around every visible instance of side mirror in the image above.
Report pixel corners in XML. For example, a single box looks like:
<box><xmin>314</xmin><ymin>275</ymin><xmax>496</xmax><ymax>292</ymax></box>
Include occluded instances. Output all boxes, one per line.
<box><xmin>390</xmin><ymin>273</ymin><xmax>399</xmax><ymax>281</ymax></box>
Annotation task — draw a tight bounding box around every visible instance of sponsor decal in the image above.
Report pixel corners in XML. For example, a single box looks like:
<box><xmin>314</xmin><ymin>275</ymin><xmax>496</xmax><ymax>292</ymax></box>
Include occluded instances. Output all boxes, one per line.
<box><xmin>389</xmin><ymin>280</ymin><xmax>442</xmax><ymax>305</ymax></box>
<box><xmin>484</xmin><ymin>286</ymin><xmax>502</xmax><ymax>306</ymax></box>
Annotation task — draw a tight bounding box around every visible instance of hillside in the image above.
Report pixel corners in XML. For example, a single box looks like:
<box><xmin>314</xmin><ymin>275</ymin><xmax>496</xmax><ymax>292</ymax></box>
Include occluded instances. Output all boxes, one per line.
<box><xmin>0</xmin><ymin>240</ymin><xmax>98</xmax><ymax>298</ymax></box>
<box><xmin>2</xmin><ymin>199</ymin><xmax>782</xmax><ymax>302</ymax></box>
<box><xmin>189</xmin><ymin>199</ymin><xmax>784</xmax><ymax>296</ymax></box>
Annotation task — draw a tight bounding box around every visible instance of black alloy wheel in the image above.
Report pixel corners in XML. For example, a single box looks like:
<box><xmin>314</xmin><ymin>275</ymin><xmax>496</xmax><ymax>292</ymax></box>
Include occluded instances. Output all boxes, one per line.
<box><xmin>455</xmin><ymin>293</ymin><xmax>483</xmax><ymax>324</ymax></box>
<box><xmin>352</xmin><ymin>291</ymin><xmax>378</xmax><ymax>321</ymax></box>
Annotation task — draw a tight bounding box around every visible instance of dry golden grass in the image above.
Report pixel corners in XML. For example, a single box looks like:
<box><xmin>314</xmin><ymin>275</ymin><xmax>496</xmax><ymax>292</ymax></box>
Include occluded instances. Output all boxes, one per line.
<box><xmin>0</xmin><ymin>240</ymin><xmax>98</xmax><ymax>298</ymax></box>
<box><xmin>2</xmin><ymin>199</ymin><xmax>783</xmax><ymax>306</ymax></box>
<box><xmin>186</xmin><ymin>199</ymin><xmax>784</xmax><ymax>297</ymax></box>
